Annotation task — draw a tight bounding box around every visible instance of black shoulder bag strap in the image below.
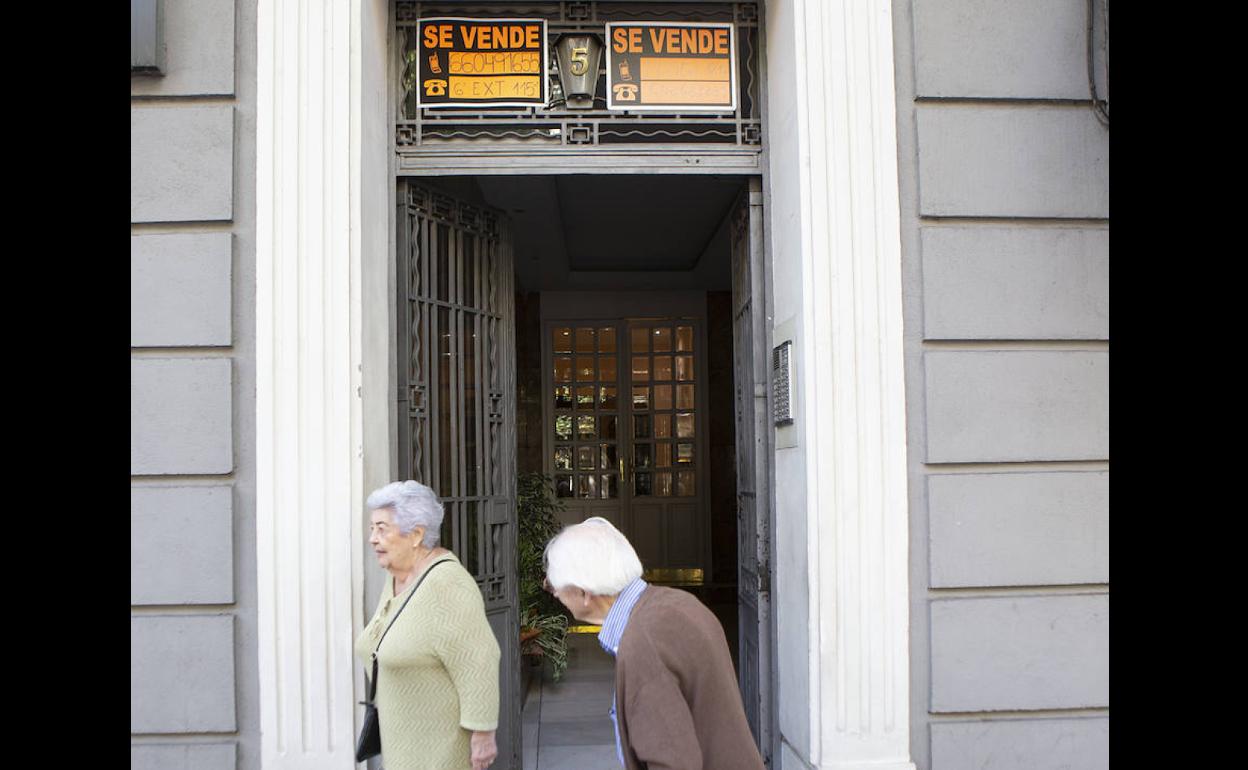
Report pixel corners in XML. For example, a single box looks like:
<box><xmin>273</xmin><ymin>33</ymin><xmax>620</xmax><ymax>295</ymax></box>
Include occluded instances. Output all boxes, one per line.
<box><xmin>365</xmin><ymin>558</ymin><xmax>449</xmax><ymax>703</ymax></box>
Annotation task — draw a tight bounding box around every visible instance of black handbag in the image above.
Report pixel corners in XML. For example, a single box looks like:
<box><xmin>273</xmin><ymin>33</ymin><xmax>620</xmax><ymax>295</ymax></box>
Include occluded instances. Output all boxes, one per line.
<box><xmin>356</xmin><ymin>559</ymin><xmax>448</xmax><ymax>762</ymax></box>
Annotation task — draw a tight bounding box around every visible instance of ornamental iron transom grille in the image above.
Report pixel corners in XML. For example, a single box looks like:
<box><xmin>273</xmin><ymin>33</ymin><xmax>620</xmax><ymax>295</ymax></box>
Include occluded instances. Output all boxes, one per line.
<box><xmin>395</xmin><ymin>2</ymin><xmax>763</xmax><ymax>152</ymax></box>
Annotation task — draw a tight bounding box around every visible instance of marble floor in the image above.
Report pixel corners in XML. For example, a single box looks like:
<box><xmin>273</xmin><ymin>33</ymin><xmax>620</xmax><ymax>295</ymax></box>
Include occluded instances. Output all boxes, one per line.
<box><xmin>522</xmin><ymin>632</ymin><xmax>622</xmax><ymax>770</ymax></box>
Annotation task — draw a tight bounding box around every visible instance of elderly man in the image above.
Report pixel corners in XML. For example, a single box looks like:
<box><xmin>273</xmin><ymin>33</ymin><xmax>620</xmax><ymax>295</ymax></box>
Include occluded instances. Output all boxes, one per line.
<box><xmin>543</xmin><ymin>516</ymin><xmax>765</xmax><ymax>770</ymax></box>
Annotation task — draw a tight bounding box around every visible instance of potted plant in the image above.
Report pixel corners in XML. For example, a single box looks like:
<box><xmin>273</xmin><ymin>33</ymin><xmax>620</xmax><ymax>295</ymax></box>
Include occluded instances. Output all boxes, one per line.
<box><xmin>517</xmin><ymin>472</ymin><xmax>570</xmax><ymax>684</ymax></box>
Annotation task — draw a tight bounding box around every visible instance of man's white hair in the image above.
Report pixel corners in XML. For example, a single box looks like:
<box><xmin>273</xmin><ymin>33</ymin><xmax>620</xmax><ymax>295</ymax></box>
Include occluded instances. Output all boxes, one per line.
<box><xmin>544</xmin><ymin>516</ymin><xmax>643</xmax><ymax>596</ymax></box>
<box><xmin>366</xmin><ymin>480</ymin><xmax>444</xmax><ymax>548</ymax></box>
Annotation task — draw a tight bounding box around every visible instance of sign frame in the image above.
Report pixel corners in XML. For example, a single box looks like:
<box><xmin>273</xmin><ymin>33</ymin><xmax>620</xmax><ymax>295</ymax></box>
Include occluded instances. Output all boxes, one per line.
<box><xmin>415</xmin><ymin>17</ymin><xmax>549</xmax><ymax>109</ymax></box>
<box><xmin>604</xmin><ymin>21</ymin><xmax>738</xmax><ymax>113</ymax></box>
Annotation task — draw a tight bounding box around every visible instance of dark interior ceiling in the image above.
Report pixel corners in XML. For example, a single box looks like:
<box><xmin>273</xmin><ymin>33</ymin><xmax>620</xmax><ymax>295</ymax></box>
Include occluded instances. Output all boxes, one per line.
<box><xmin>422</xmin><ymin>175</ymin><xmax>746</xmax><ymax>292</ymax></box>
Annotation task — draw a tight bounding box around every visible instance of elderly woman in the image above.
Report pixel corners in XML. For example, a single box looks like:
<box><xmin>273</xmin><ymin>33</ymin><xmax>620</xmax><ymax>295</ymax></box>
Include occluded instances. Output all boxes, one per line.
<box><xmin>354</xmin><ymin>480</ymin><xmax>500</xmax><ymax>770</ymax></box>
<box><xmin>544</xmin><ymin>517</ymin><xmax>764</xmax><ymax>770</ymax></box>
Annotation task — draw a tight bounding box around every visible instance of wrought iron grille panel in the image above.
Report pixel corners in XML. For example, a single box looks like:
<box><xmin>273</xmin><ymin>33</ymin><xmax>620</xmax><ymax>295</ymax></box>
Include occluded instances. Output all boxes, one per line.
<box><xmin>395</xmin><ymin>2</ymin><xmax>762</xmax><ymax>152</ymax></box>
<box><xmin>398</xmin><ymin>183</ymin><xmax>514</xmax><ymax>610</ymax></box>
<box><xmin>731</xmin><ymin>182</ymin><xmax>772</xmax><ymax>762</ymax></box>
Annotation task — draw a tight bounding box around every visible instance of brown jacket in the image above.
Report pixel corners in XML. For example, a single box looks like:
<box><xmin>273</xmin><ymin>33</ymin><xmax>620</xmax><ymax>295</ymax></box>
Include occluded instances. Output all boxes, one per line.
<box><xmin>614</xmin><ymin>586</ymin><xmax>766</xmax><ymax>770</ymax></box>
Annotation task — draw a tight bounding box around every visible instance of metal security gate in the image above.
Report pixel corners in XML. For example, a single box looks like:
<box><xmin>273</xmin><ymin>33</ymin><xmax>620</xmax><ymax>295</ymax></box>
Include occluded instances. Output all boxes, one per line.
<box><xmin>396</xmin><ymin>181</ymin><xmax>521</xmax><ymax>769</ymax></box>
<box><xmin>731</xmin><ymin>177</ymin><xmax>773</xmax><ymax>764</ymax></box>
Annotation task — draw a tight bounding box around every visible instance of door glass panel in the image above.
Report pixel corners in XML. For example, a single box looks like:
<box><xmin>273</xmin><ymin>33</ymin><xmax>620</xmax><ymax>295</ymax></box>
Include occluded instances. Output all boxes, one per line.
<box><xmin>631</xmin><ymin>356</ymin><xmax>650</xmax><ymax>382</ymax></box>
<box><xmin>577</xmin><ymin>415</ymin><xmax>596</xmax><ymax>439</ymax></box>
<box><xmin>578</xmin><ymin>474</ymin><xmax>597</xmax><ymax>499</ymax></box>
<box><xmin>634</xmin><ymin>472</ymin><xmax>652</xmax><ymax>496</ymax></box>
<box><xmin>676</xmin><ymin>412</ymin><xmax>694</xmax><ymax>438</ymax></box>
<box><xmin>599</xmin><ymin>415</ymin><xmax>618</xmax><ymax>440</ymax></box>
<box><xmin>655</xmin><ymin>472</ymin><xmax>672</xmax><ymax>497</ymax></box>
<box><xmin>632</xmin><ymin>386</ymin><xmax>649</xmax><ymax>409</ymax></box>
<box><xmin>575</xmin><ymin>327</ymin><xmax>595</xmax><ymax>353</ymax></box>
<box><xmin>633</xmin><ymin>415</ymin><xmax>651</xmax><ymax>439</ymax></box>
<box><xmin>676</xmin><ymin>442</ymin><xmax>694</xmax><ymax>464</ymax></box>
<box><xmin>676</xmin><ymin>471</ymin><xmax>695</xmax><ymax>496</ymax></box>
<box><xmin>653</xmin><ymin>385</ymin><xmax>672</xmax><ymax>410</ymax></box>
<box><xmin>676</xmin><ymin>355</ymin><xmax>694</xmax><ymax>381</ymax></box>
<box><xmin>676</xmin><ymin>384</ymin><xmax>695</xmax><ymax>409</ymax></box>
<box><xmin>656</xmin><ymin>442</ymin><xmax>671</xmax><ymax>467</ymax></box>
<box><xmin>599</xmin><ymin>357</ymin><xmax>618</xmax><ymax>382</ymax></box>
<box><xmin>600</xmin><ymin>386</ymin><xmax>618</xmax><ymax>409</ymax></box>
<box><xmin>655</xmin><ymin>414</ymin><xmax>671</xmax><ymax>438</ymax></box>
<box><xmin>577</xmin><ymin>446</ymin><xmax>596</xmax><ymax>470</ymax></box>
<box><xmin>634</xmin><ymin>442</ymin><xmax>652</xmax><ymax>468</ymax></box>
<box><xmin>551</xmin><ymin>324</ymin><xmax>620</xmax><ymax>516</ymax></box>
<box><xmin>676</xmin><ymin>325</ymin><xmax>694</xmax><ymax>352</ymax></box>
<box><xmin>601</xmin><ymin>474</ymin><xmax>618</xmax><ymax>499</ymax></box>
<box><xmin>576</xmin><ymin>386</ymin><xmax>595</xmax><ymax>409</ymax></box>
<box><xmin>555</xmin><ymin>474</ymin><xmax>573</xmax><ymax>497</ymax></box>
<box><xmin>598</xmin><ymin>327</ymin><xmax>616</xmax><ymax>353</ymax></box>
<box><xmin>653</xmin><ymin>327</ymin><xmax>672</xmax><ymax>352</ymax></box>
<box><xmin>654</xmin><ymin>356</ymin><xmax>673</xmax><ymax>381</ymax></box>
<box><xmin>600</xmin><ymin>443</ymin><xmax>617</xmax><ymax>469</ymax></box>
<box><xmin>631</xmin><ymin>326</ymin><xmax>650</xmax><ymax>353</ymax></box>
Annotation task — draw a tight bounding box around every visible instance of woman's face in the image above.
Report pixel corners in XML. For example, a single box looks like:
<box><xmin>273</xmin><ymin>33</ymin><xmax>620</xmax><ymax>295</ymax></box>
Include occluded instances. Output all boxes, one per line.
<box><xmin>369</xmin><ymin>508</ymin><xmax>422</xmax><ymax>572</ymax></box>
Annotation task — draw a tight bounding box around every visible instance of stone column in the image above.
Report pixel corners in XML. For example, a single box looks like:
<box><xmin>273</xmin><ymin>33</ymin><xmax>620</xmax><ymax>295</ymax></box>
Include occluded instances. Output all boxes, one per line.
<box><xmin>767</xmin><ymin>1</ymin><xmax>916</xmax><ymax>768</ymax></box>
<box><xmin>255</xmin><ymin>0</ymin><xmax>362</xmax><ymax>766</ymax></box>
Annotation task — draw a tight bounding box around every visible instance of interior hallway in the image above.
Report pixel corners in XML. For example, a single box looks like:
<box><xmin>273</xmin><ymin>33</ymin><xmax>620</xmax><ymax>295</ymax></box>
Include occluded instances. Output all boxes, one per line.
<box><xmin>522</xmin><ymin>632</ymin><xmax>621</xmax><ymax>770</ymax></box>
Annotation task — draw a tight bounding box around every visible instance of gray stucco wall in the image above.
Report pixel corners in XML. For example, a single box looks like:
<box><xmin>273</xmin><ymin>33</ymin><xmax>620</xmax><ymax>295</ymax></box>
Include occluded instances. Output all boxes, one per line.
<box><xmin>893</xmin><ymin>1</ymin><xmax>1109</xmax><ymax>768</ymax></box>
<box><xmin>131</xmin><ymin>0</ymin><xmax>259</xmax><ymax>768</ymax></box>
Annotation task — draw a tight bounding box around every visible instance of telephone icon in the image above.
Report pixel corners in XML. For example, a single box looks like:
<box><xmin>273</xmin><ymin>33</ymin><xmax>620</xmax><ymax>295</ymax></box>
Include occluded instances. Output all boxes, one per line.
<box><xmin>612</xmin><ymin>83</ymin><xmax>639</xmax><ymax>101</ymax></box>
<box><xmin>425</xmin><ymin>79</ymin><xmax>447</xmax><ymax>97</ymax></box>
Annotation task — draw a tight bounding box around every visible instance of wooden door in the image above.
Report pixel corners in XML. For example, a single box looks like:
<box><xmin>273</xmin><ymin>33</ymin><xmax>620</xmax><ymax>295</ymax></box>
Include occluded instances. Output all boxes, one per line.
<box><xmin>543</xmin><ymin>314</ymin><xmax>708</xmax><ymax>579</ymax></box>
<box><xmin>396</xmin><ymin>181</ymin><xmax>521</xmax><ymax>769</ymax></box>
<box><xmin>545</xmin><ymin>322</ymin><xmax>627</xmax><ymax>529</ymax></box>
<box><xmin>621</xmin><ymin>318</ymin><xmax>706</xmax><ymax>577</ymax></box>
<box><xmin>731</xmin><ymin>178</ymin><xmax>773</xmax><ymax>763</ymax></box>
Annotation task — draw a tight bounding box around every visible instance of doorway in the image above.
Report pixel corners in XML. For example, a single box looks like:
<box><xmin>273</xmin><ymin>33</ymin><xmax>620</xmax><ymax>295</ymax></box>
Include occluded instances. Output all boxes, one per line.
<box><xmin>396</xmin><ymin>173</ymin><xmax>773</xmax><ymax>768</ymax></box>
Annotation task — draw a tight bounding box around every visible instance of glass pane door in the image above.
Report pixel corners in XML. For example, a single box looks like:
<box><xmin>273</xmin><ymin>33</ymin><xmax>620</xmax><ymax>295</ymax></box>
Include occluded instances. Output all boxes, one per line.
<box><xmin>543</xmin><ymin>316</ymin><xmax>705</xmax><ymax>577</ymax></box>
<box><xmin>627</xmin><ymin>322</ymin><xmax>698</xmax><ymax>501</ymax></box>
<box><xmin>623</xmin><ymin>318</ymin><xmax>704</xmax><ymax>578</ymax></box>
<box><xmin>550</xmin><ymin>325</ymin><xmax>622</xmax><ymax>505</ymax></box>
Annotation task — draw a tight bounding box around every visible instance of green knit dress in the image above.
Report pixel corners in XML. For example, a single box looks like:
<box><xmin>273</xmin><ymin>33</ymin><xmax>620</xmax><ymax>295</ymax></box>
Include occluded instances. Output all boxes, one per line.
<box><xmin>354</xmin><ymin>552</ymin><xmax>500</xmax><ymax>770</ymax></box>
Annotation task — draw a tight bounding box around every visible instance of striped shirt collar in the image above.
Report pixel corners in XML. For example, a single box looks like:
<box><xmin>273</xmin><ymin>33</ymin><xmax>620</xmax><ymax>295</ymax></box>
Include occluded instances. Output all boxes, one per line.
<box><xmin>597</xmin><ymin>577</ymin><xmax>648</xmax><ymax>657</ymax></box>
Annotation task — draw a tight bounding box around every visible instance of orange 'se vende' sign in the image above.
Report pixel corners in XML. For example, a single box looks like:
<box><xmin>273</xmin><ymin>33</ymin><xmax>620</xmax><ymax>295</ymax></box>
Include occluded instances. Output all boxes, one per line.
<box><xmin>604</xmin><ymin>22</ymin><xmax>736</xmax><ymax>112</ymax></box>
<box><xmin>415</xmin><ymin>17</ymin><xmax>548</xmax><ymax>108</ymax></box>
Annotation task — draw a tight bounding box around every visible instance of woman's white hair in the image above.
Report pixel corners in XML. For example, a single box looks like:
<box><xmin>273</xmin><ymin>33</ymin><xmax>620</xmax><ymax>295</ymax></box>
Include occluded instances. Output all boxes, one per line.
<box><xmin>544</xmin><ymin>516</ymin><xmax>642</xmax><ymax>596</ymax></box>
<box><xmin>366</xmin><ymin>480</ymin><xmax>444</xmax><ymax>548</ymax></box>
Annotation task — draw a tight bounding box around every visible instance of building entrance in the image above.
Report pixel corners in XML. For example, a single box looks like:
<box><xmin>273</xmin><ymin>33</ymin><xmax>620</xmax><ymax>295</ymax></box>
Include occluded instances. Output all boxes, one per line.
<box><xmin>397</xmin><ymin>174</ymin><xmax>773</xmax><ymax>768</ymax></box>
